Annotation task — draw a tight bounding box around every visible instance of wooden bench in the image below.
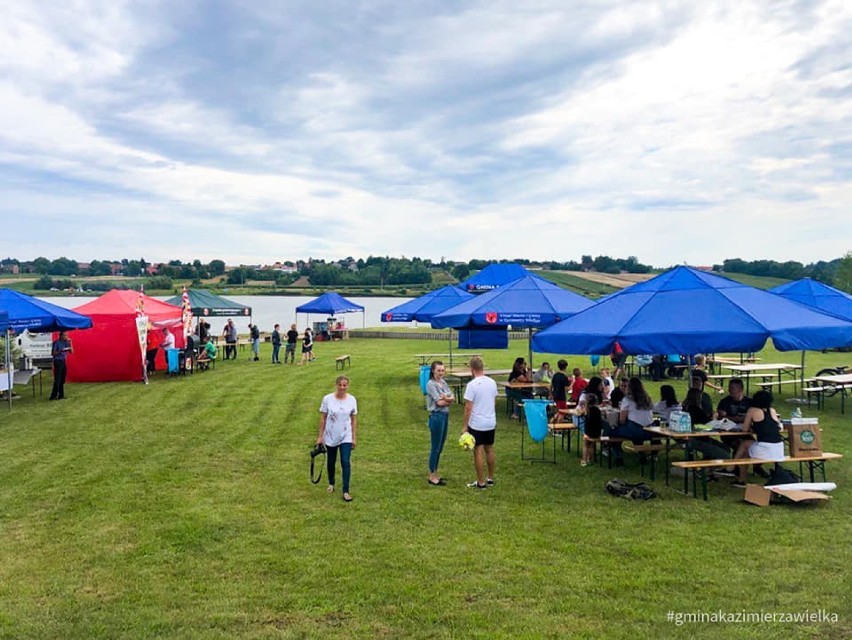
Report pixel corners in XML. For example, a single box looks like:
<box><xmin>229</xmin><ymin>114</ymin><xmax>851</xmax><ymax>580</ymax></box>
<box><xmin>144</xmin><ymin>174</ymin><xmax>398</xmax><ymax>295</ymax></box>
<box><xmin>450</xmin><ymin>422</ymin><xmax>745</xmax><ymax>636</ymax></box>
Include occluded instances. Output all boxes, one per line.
<box><xmin>672</xmin><ymin>452</ymin><xmax>843</xmax><ymax>500</ymax></box>
<box><xmin>802</xmin><ymin>385</ymin><xmax>828</xmax><ymax>409</ymax></box>
<box><xmin>583</xmin><ymin>435</ymin><xmax>629</xmax><ymax>468</ymax></box>
<box><xmin>548</xmin><ymin>421</ymin><xmax>579</xmax><ymax>454</ymax></box>
<box><xmin>755</xmin><ymin>377</ymin><xmax>817</xmax><ymax>394</ymax></box>
<box><xmin>195</xmin><ymin>354</ymin><xmax>216</xmax><ymax>371</ymax></box>
<box><xmin>624</xmin><ymin>442</ymin><xmax>668</xmax><ymax>479</ymax></box>
<box><xmin>335</xmin><ymin>355</ymin><xmax>351</xmax><ymax>370</ymax></box>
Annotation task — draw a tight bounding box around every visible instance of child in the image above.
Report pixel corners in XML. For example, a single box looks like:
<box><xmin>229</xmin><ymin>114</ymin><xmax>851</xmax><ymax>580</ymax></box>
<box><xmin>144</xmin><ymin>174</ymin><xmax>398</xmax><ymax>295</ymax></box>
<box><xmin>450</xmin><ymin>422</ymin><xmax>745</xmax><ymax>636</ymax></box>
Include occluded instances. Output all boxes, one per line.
<box><xmin>581</xmin><ymin>395</ymin><xmax>603</xmax><ymax>466</ymax></box>
<box><xmin>600</xmin><ymin>367</ymin><xmax>614</xmax><ymax>401</ymax></box>
<box><xmin>571</xmin><ymin>367</ymin><xmax>588</xmax><ymax>403</ymax></box>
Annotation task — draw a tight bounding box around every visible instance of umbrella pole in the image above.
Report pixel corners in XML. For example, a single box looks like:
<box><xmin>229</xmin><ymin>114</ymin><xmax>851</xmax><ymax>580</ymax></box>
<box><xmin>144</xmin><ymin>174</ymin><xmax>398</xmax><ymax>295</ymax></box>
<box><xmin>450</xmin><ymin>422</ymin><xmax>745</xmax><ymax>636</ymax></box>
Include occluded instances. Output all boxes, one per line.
<box><xmin>6</xmin><ymin>331</ymin><xmax>11</xmax><ymax>411</ymax></box>
<box><xmin>528</xmin><ymin>328</ymin><xmax>533</xmax><ymax>370</ymax></box>
<box><xmin>448</xmin><ymin>329</ymin><xmax>453</xmax><ymax>369</ymax></box>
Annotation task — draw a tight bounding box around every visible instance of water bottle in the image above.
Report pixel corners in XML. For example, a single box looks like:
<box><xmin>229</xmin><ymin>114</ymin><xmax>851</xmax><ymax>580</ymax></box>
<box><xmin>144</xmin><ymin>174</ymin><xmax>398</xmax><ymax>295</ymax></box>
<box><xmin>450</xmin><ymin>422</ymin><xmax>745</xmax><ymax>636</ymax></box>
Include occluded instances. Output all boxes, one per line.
<box><xmin>791</xmin><ymin>407</ymin><xmax>803</xmax><ymax>420</ymax></box>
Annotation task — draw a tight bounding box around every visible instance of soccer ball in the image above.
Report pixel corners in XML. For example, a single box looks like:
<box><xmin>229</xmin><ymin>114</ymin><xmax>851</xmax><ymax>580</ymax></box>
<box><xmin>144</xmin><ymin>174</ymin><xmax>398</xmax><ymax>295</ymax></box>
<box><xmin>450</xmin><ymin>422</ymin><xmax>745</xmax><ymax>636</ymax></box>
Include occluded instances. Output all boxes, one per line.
<box><xmin>458</xmin><ymin>432</ymin><xmax>475</xmax><ymax>451</ymax></box>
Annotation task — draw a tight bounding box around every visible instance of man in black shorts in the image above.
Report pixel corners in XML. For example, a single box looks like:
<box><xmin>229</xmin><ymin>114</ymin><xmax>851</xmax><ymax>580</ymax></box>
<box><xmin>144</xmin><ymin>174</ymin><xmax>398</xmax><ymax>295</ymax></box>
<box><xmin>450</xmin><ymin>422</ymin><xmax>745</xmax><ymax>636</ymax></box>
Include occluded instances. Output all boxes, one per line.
<box><xmin>462</xmin><ymin>357</ymin><xmax>499</xmax><ymax>489</ymax></box>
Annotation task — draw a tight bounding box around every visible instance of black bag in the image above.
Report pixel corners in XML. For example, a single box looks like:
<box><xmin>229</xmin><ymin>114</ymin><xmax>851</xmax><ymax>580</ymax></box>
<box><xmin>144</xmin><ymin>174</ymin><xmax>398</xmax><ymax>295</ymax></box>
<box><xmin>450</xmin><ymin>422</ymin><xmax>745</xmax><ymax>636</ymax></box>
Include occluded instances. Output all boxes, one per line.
<box><xmin>604</xmin><ymin>478</ymin><xmax>657</xmax><ymax>500</ymax></box>
<box><xmin>765</xmin><ymin>465</ymin><xmax>801</xmax><ymax>486</ymax></box>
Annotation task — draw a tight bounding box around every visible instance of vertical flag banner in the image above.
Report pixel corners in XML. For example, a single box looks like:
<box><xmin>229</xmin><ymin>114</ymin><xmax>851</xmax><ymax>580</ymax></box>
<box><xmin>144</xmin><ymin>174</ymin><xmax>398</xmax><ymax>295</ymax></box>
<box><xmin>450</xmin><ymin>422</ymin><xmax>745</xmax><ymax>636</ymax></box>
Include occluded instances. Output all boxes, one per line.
<box><xmin>181</xmin><ymin>286</ymin><xmax>193</xmax><ymax>339</ymax></box>
<box><xmin>136</xmin><ymin>285</ymin><xmax>148</xmax><ymax>383</ymax></box>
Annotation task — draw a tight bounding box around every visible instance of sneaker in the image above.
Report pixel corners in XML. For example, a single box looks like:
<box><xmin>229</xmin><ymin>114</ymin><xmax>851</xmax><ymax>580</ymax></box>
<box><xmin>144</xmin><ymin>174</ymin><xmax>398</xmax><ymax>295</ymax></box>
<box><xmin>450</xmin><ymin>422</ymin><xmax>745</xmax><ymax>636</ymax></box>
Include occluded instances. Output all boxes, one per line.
<box><xmin>580</xmin><ymin>461</ymin><xmax>589</xmax><ymax>467</ymax></box>
<box><xmin>486</xmin><ymin>478</ymin><xmax>495</xmax><ymax>486</ymax></box>
<box><xmin>466</xmin><ymin>481</ymin><xmax>487</xmax><ymax>489</ymax></box>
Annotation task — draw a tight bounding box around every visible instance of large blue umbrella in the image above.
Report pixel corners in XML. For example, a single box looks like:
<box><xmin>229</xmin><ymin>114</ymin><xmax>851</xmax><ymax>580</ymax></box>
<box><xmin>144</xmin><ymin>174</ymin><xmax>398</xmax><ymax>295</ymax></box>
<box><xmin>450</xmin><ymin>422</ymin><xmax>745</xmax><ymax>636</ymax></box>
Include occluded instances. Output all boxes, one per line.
<box><xmin>381</xmin><ymin>286</ymin><xmax>476</xmax><ymax>369</ymax></box>
<box><xmin>457</xmin><ymin>263</ymin><xmax>534</xmax><ymax>293</ymax></box>
<box><xmin>381</xmin><ymin>285</ymin><xmax>474</xmax><ymax>322</ymax></box>
<box><xmin>433</xmin><ymin>275</ymin><xmax>592</xmax><ymax>329</ymax></box>
<box><xmin>532</xmin><ymin>266</ymin><xmax>852</xmax><ymax>356</ymax></box>
<box><xmin>433</xmin><ymin>275</ymin><xmax>593</xmax><ymax>366</ymax></box>
<box><xmin>0</xmin><ymin>289</ymin><xmax>93</xmax><ymax>332</ymax></box>
<box><xmin>769</xmin><ymin>278</ymin><xmax>852</xmax><ymax>321</ymax></box>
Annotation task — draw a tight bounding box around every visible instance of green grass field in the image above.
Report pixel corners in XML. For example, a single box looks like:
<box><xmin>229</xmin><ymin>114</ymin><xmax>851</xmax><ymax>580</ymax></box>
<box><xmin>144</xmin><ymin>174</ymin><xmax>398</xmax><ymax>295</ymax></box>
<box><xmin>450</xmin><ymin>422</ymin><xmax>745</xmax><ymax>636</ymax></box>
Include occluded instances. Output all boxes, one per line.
<box><xmin>719</xmin><ymin>273</ymin><xmax>792</xmax><ymax>290</ymax></box>
<box><xmin>536</xmin><ymin>272</ymin><xmax>620</xmax><ymax>298</ymax></box>
<box><xmin>0</xmin><ymin>339</ymin><xmax>849</xmax><ymax>639</ymax></box>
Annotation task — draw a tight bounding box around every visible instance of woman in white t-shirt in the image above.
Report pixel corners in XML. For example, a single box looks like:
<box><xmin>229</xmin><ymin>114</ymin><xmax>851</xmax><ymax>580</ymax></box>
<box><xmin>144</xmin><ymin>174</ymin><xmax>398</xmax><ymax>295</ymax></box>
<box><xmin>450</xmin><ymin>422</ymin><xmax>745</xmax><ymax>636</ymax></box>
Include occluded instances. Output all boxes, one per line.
<box><xmin>317</xmin><ymin>375</ymin><xmax>358</xmax><ymax>502</ymax></box>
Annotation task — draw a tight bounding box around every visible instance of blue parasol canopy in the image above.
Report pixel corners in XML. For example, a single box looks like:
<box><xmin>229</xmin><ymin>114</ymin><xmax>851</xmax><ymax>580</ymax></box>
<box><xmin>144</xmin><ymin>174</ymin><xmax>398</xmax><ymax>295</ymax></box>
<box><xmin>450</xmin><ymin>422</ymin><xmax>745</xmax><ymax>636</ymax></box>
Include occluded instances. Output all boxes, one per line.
<box><xmin>0</xmin><ymin>289</ymin><xmax>93</xmax><ymax>332</ymax></box>
<box><xmin>769</xmin><ymin>278</ymin><xmax>852</xmax><ymax>321</ymax></box>
<box><xmin>295</xmin><ymin>292</ymin><xmax>364</xmax><ymax>315</ymax></box>
<box><xmin>432</xmin><ymin>275</ymin><xmax>593</xmax><ymax>329</ymax></box>
<box><xmin>381</xmin><ymin>285</ymin><xmax>475</xmax><ymax>322</ymax></box>
<box><xmin>532</xmin><ymin>266</ymin><xmax>852</xmax><ymax>355</ymax></box>
<box><xmin>457</xmin><ymin>263</ymin><xmax>534</xmax><ymax>293</ymax></box>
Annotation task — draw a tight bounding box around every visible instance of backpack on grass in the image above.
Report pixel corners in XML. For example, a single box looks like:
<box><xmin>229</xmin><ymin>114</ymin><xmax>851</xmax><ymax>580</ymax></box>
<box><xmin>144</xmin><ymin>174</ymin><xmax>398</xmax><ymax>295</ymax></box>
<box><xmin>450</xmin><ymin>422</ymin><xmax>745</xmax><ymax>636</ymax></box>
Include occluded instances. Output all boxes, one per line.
<box><xmin>604</xmin><ymin>479</ymin><xmax>657</xmax><ymax>500</ymax></box>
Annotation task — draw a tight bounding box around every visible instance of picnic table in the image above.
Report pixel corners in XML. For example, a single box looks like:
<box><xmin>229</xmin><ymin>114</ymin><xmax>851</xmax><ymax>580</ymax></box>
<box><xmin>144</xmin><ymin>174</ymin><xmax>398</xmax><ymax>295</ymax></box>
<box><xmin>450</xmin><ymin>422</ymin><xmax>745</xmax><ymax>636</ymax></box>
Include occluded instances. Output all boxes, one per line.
<box><xmin>707</xmin><ymin>355</ymin><xmax>761</xmax><ymax>373</ymax></box>
<box><xmin>814</xmin><ymin>373</ymin><xmax>852</xmax><ymax>414</ymax></box>
<box><xmin>726</xmin><ymin>363</ymin><xmax>802</xmax><ymax>395</ymax></box>
<box><xmin>414</xmin><ymin>353</ymin><xmax>481</xmax><ymax>366</ymax></box>
<box><xmin>644</xmin><ymin>425</ymin><xmax>753</xmax><ymax>490</ymax></box>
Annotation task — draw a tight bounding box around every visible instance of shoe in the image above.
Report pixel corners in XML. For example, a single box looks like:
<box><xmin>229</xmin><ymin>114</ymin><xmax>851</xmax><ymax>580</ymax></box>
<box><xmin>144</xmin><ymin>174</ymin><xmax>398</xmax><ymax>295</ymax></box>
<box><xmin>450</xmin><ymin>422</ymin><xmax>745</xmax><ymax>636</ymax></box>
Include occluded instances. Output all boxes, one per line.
<box><xmin>326</xmin><ymin>485</ymin><xmax>334</xmax><ymax>494</ymax></box>
<box><xmin>486</xmin><ymin>478</ymin><xmax>494</xmax><ymax>486</ymax></box>
<box><xmin>342</xmin><ymin>493</ymin><xmax>353</xmax><ymax>502</ymax></box>
<box><xmin>428</xmin><ymin>478</ymin><xmax>447</xmax><ymax>486</ymax></box>
<box><xmin>466</xmin><ymin>481</ymin><xmax>487</xmax><ymax>489</ymax></box>
<box><xmin>580</xmin><ymin>461</ymin><xmax>588</xmax><ymax>467</ymax></box>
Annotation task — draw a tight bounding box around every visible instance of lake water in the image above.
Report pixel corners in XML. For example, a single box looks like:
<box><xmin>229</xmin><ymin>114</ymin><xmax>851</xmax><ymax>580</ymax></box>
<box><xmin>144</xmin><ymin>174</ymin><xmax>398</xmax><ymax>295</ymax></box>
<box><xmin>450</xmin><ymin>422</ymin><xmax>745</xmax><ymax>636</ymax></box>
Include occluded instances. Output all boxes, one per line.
<box><xmin>42</xmin><ymin>295</ymin><xmax>418</xmax><ymax>334</ymax></box>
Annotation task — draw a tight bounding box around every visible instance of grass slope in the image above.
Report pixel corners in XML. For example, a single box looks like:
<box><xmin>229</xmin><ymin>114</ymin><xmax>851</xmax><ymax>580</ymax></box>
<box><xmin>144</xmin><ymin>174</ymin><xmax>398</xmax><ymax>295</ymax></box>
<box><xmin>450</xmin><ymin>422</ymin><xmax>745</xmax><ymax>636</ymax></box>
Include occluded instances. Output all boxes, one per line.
<box><xmin>0</xmin><ymin>340</ymin><xmax>849</xmax><ymax>639</ymax></box>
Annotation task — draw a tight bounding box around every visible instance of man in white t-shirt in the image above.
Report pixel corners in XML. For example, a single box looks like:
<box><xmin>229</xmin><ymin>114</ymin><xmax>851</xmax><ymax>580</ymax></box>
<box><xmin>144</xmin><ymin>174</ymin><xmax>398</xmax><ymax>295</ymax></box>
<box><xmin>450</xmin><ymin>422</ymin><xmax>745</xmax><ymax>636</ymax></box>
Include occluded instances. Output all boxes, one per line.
<box><xmin>462</xmin><ymin>356</ymin><xmax>498</xmax><ymax>490</ymax></box>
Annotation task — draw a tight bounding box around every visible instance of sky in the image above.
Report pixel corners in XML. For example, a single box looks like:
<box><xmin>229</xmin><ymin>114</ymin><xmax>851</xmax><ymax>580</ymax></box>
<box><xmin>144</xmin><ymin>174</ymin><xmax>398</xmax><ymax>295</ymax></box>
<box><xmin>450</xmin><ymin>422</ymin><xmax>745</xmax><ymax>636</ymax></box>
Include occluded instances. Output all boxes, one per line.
<box><xmin>2</xmin><ymin>0</ymin><xmax>851</xmax><ymax>268</ymax></box>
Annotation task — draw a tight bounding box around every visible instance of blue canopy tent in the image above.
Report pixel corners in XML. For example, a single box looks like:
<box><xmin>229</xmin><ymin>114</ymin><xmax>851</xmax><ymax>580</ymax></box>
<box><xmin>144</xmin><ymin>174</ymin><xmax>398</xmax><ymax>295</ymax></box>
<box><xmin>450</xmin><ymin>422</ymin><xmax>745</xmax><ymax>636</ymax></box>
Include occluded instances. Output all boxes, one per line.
<box><xmin>381</xmin><ymin>285</ymin><xmax>474</xmax><ymax>322</ymax></box>
<box><xmin>532</xmin><ymin>267</ymin><xmax>852</xmax><ymax>389</ymax></box>
<box><xmin>381</xmin><ymin>286</ymin><xmax>475</xmax><ymax>369</ymax></box>
<box><xmin>433</xmin><ymin>275</ymin><xmax>594</xmax><ymax>366</ymax></box>
<box><xmin>769</xmin><ymin>278</ymin><xmax>852</xmax><ymax>321</ymax></box>
<box><xmin>0</xmin><ymin>289</ymin><xmax>94</xmax><ymax>332</ymax></box>
<box><xmin>0</xmin><ymin>290</ymin><xmax>92</xmax><ymax>409</ymax></box>
<box><xmin>295</xmin><ymin>292</ymin><xmax>366</xmax><ymax>332</ymax></box>
<box><xmin>457</xmin><ymin>263</ymin><xmax>534</xmax><ymax>293</ymax></box>
<box><xmin>769</xmin><ymin>278</ymin><xmax>852</xmax><ymax>394</ymax></box>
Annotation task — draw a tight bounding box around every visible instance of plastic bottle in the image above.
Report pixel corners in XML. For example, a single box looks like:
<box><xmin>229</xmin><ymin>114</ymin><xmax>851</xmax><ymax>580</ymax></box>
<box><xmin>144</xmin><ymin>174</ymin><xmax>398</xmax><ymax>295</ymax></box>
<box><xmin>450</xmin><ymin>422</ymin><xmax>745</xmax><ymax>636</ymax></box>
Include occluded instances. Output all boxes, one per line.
<box><xmin>791</xmin><ymin>406</ymin><xmax>803</xmax><ymax>420</ymax></box>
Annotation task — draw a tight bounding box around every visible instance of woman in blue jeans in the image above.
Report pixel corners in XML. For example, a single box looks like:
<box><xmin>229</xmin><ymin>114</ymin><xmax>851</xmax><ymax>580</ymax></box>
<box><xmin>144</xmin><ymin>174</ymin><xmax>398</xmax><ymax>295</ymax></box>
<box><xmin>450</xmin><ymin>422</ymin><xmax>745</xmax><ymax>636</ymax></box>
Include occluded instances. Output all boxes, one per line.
<box><xmin>425</xmin><ymin>361</ymin><xmax>455</xmax><ymax>485</ymax></box>
<box><xmin>606</xmin><ymin>377</ymin><xmax>654</xmax><ymax>466</ymax></box>
<box><xmin>317</xmin><ymin>375</ymin><xmax>358</xmax><ymax>502</ymax></box>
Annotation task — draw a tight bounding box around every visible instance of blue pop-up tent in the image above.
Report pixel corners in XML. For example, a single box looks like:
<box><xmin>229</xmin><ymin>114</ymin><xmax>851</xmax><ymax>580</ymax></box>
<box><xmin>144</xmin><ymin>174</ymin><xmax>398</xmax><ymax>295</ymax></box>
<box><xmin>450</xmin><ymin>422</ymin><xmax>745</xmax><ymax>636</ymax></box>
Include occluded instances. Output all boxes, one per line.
<box><xmin>434</xmin><ymin>275</ymin><xmax>593</xmax><ymax>365</ymax></box>
<box><xmin>769</xmin><ymin>278</ymin><xmax>852</xmax><ymax>321</ymax></box>
<box><xmin>296</xmin><ymin>292</ymin><xmax>365</xmax><ymax>329</ymax></box>
<box><xmin>532</xmin><ymin>266</ymin><xmax>852</xmax><ymax>357</ymax></box>
<box><xmin>0</xmin><ymin>289</ymin><xmax>93</xmax><ymax>332</ymax></box>
<box><xmin>457</xmin><ymin>263</ymin><xmax>534</xmax><ymax>293</ymax></box>
<box><xmin>381</xmin><ymin>285</ymin><xmax>474</xmax><ymax>322</ymax></box>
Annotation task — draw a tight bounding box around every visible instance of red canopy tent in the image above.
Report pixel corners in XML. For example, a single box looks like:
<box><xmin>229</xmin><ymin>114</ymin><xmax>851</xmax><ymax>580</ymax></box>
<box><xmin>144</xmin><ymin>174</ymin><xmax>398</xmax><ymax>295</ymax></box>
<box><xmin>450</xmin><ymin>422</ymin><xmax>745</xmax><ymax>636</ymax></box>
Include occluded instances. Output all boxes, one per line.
<box><xmin>67</xmin><ymin>290</ymin><xmax>185</xmax><ymax>382</ymax></box>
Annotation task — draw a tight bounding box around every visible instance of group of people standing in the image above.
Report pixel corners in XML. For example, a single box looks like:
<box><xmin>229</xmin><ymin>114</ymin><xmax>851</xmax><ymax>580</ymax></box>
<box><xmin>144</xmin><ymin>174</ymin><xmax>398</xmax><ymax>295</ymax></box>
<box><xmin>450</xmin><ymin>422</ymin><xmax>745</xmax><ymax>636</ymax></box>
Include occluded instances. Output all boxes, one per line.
<box><xmin>270</xmin><ymin>323</ymin><xmax>308</xmax><ymax>364</ymax></box>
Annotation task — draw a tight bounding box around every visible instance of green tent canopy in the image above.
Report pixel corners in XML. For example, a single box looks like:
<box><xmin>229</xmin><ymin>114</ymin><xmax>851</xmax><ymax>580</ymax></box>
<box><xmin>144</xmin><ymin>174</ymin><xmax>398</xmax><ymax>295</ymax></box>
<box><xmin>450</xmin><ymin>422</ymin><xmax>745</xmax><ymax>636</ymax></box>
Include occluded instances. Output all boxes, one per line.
<box><xmin>166</xmin><ymin>289</ymin><xmax>251</xmax><ymax>318</ymax></box>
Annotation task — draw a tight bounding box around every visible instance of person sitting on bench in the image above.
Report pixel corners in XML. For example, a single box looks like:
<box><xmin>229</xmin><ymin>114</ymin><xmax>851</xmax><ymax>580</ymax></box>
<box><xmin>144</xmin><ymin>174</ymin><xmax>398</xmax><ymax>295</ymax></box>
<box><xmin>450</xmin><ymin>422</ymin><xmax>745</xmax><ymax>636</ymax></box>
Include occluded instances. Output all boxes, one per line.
<box><xmin>605</xmin><ymin>377</ymin><xmax>654</xmax><ymax>467</ymax></box>
<box><xmin>197</xmin><ymin>337</ymin><xmax>217</xmax><ymax>370</ymax></box>
<box><xmin>732</xmin><ymin>390</ymin><xmax>784</xmax><ymax>487</ymax></box>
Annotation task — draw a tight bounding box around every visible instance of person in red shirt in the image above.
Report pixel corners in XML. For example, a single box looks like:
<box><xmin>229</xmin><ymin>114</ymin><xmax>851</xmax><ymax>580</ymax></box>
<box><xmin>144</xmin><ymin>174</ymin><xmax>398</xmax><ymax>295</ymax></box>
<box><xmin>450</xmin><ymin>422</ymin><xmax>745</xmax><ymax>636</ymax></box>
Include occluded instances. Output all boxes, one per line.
<box><xmin>571</xmin><ymin>367</ymin><xmax>588</xmax><ymax>402</ymax></box>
